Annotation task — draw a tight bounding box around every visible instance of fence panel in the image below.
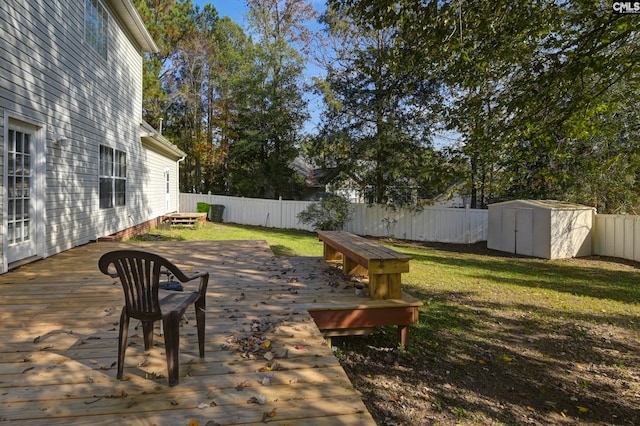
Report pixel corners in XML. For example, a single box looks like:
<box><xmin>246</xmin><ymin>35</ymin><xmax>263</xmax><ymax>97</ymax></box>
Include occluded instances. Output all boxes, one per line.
<box><xmin>180</xmin><ymin>193</ymin><xmax>488</xmax><ymax>243</ymax></box>
<box><xmin>592</xmin><ymin>214</ymin><xmax>640</xmax><ymax>262</ymax></box>
<box><xmin>179</xmin><ymin>196</ymin><xmax>640</xmax><ymax>261</ymax></box>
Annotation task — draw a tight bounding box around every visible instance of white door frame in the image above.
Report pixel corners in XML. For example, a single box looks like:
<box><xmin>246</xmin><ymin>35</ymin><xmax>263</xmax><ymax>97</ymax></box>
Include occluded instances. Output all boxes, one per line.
<box><xmin>3</xmin><ymin>113</ymin><xmax>46</xmax><ymax>271</ymax></box>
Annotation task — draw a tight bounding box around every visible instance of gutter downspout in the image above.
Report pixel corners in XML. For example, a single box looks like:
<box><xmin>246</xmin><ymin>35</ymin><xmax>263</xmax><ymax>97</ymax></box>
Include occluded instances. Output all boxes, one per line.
<box><xmin>177</xmin><ymin>155</ymin><xmax>186</xmax><ymax>213</ymax></box>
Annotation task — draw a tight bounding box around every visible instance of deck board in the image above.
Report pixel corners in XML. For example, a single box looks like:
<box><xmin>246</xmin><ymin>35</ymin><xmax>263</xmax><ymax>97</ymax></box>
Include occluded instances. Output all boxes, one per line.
<box><xmin>0</xmin><ymin>240</ymin><xmax>423</xmax><ymax>424</ymax></box>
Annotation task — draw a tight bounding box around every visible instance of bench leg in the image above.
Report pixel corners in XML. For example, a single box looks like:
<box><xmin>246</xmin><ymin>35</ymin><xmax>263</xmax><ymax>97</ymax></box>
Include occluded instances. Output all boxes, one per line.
<box><xmin>368</xmin><ymin>273</ymin><xmax>402</xmax><ymax>299</ymax></box>
<box><xmin>324</xmin><ymin>245</ymin><xmax>342</xmax><ymax>262</ymax></box>
<box><xmin>398</xmin><ymin>325</ymin><xmax>410</xmax><ymax>348</ymax></box>
<box><xmin>343</xmin><ymin>256</ymin><xmax>367</xmax><ymax>276</ymax></box>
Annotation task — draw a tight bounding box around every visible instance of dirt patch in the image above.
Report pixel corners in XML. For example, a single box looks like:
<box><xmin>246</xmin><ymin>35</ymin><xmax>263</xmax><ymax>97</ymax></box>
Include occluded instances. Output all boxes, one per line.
<box><xmin>330</xmin><ymin>244</ymin><xmax>640</xmax><ymax>425</ymax></box>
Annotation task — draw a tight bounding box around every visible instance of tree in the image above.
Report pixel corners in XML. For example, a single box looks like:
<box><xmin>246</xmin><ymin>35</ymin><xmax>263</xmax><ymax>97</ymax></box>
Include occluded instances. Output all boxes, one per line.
<box><xmin>132</xmin><ymin>0</ymin><xmax>195</xmax><ymax>127</ymax></box>
<box><xmin>221</xmin><ymin>0</ymin><xmax>314</xmax><ymax>199</ymax></box>
<box><xmin>328</xmin><ymin>0</ymin><xmax>640</xmax><ymax>212</ymax></box>
<box><xmin>308</xmin><ymin>8</ymin><xmax>444</xmax><ymax>207</ymax></box>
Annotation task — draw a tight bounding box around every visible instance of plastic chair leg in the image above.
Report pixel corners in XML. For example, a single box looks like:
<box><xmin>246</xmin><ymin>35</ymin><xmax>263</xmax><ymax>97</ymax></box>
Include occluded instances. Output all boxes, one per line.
<box><xmin>117</xmin><ymin>308</ymin><xmax>129</xmax><ymax>380</ymax></box>
<box><xmin>162</xmin><ymin>312</ymin><xmax>181</xmax><ymax>386</ymax></box>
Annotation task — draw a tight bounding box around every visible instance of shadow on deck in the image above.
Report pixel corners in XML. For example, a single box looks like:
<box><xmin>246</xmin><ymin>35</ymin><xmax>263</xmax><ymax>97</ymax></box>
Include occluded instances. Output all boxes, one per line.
<box><xmin>0</xmin><ymin>241</ymin><xmax>382</xmax><ymax>425</ymax></box>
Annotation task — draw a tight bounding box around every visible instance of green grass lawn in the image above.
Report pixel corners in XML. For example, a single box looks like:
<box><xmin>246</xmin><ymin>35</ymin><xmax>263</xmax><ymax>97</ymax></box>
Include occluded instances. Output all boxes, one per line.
<box><xmin>138</xmin><ymin>221</ymin><xmax>639</xmax><ymax>319</ymax></box>
<box><xmin>134</xmin><ymin>221</ymin><xmax>640</xmax><ymax>424</ymax></box>
<box><xmin>137</xmin><ymin>221</ymin><xmax>324</xmax><ymax>256</ymax></box>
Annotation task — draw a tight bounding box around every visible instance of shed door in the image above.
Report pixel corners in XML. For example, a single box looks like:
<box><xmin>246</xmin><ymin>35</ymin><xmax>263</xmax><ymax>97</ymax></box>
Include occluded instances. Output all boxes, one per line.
<box><xmin>5</xmin><ymin>121</ymin><xmax>39</xmax><ymax>264</ymax></box>
<box><xmin>502</xmin><ymin>208</ymin><xmax>534</xmax><ymax>256</ymax></box>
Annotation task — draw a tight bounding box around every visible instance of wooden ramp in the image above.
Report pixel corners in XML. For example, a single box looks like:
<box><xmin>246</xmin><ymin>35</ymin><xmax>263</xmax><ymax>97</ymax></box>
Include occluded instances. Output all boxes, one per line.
<box><xmin>0</xmin><ymin>241</ymin><xmax>375</xmax><ymax>425</ymax></box>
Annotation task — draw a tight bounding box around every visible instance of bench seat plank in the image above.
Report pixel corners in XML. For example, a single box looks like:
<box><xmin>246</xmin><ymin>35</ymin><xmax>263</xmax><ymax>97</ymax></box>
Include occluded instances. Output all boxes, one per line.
<box><xmin>318</xmin><ymin>231</ymin><xmax>411</xmax><ymax>300</ymax></box>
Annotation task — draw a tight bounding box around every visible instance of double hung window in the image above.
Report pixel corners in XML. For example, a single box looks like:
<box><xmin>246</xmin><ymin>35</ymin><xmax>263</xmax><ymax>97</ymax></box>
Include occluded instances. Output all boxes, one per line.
<box><xmin>85</xmin><ymin>0</ymin><xmax>108</xmax><ymax>59</ymax></box>
<box><xmin>99</xmin><ymin>145</ymin><xmax>126</xmax><ymax>208</ymax></box>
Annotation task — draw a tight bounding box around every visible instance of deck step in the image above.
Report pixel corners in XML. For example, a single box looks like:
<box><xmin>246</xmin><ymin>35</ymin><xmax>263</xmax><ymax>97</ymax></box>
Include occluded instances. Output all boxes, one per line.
<box><xmin>167</xmin><ymin>213</ymin><xmax>207</xmax><ymax>228</ymax></box>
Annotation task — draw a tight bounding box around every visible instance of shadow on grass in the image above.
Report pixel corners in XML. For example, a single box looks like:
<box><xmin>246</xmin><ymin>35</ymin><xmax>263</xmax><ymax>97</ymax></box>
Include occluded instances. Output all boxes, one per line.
<box><xmin>395</xmin><ymin>243</ymin><xmax>640</xmax><ymax>305</ymax></box>
<box><xmin>270</xmin><ymin>244</ymin><xmax>297</xmax><ymax>257</ymax></box>
<box><xmin>335</xmin><ymin>288</ymin><xmax>640</xmax><ymax>425</ymax></box>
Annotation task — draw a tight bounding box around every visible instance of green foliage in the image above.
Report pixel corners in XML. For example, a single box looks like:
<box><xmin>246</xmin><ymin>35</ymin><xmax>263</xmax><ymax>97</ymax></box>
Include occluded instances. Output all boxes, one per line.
<box><xmin>297</xmin><ymin>194</ymin><xmax>353</xmax><ymax>230</ymax></box>
<box><xmin>133</xmin><ymin>0</ymin><xmax>314</xmax><ymax>199</ymax></box>
<box><xmin>308</xmin><ymin>8</ymin><xmax>447</xmax><ymax>208</ymax></box>
<box><xmin>328</xmin><ymin>0</ymin><xmax>640</xmax><ymax>212</ymax></box>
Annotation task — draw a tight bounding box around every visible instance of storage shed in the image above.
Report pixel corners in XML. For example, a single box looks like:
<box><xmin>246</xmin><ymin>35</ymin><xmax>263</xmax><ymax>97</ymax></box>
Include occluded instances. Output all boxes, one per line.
<box><xmin>487</xmin><ymin>200</ymin><xmax>594</xmax><ymax>259</ymax></box>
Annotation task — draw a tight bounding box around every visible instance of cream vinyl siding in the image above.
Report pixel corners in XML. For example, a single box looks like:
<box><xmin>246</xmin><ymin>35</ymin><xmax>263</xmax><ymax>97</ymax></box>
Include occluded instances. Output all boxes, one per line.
<box><xmin>141</xmin><ymin>141</ymin><xmax>181</xmax><ymax>217</ymax></box>
<box><xmin>0</xmin><ymin>1</ymin><xmax>171</xmax><ymax>269</ymax></box>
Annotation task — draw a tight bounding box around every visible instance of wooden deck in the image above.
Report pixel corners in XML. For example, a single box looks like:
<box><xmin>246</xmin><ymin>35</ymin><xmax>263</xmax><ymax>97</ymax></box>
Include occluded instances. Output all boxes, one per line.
<box><xmin>0</xmin><ymin>240</ymin><xmax>421</xmax><ymax>424</ymax></box>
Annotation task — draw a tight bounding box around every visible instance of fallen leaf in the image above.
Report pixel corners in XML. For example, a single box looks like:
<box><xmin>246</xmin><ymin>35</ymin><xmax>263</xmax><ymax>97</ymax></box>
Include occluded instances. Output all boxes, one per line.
<box><xmin>478</xmin><ymin>360</ymin><xmax>486</xmax><ymax>365</ymax></box>
<box><xmin>261</xmin><ymin>408</ymin><xmax>277</xmax><ymax>422</ymax></box>
<box><xmin>236</xmin><ymin>380</ymin><xmax>252</xmax><ymax>391</ymax></box>
<box><xmin>526</xmin><ymin>406</ymin><xmax>535</xmax><ymax>412</ymax></box>
<box><xmin>248</xmin><ymin>395</ymin><xmax>267</xmax><ymax>405</ymax></box>
<box><xmin>502</xmin><ymin>356</ymin><xmax>513</xmax><ymax>363</ymax></box>
<box><xmin>577</xmin><ymin>406</ymin><xmax>589</xmax><ymax>413</ymax></box>
<box><xmin>189</xmin><ymin>420</ymin><xmax>199</xmax><ymax>426</ymax></box>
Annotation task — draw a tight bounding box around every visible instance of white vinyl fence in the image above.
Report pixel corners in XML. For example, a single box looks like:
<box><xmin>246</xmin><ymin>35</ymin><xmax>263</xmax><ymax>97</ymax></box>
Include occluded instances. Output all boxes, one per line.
<box><xmin>592</xmin><ymin>214</ymin><xmax>640</xmax><ymax>262</ymax></box>
<box><xmin>180</xmin><ymin>194</ymin><xmax>640</xmax><ymax>262</ymax></box>
<box><xmin>180</xmin><ymin>193</ymin><xmax>488</xmax><ymax>244</ymax></box>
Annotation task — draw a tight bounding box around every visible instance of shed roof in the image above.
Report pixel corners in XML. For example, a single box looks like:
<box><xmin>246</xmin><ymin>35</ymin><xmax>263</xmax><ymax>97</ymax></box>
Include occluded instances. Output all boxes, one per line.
<box><xmin>490</xmin><ymin>199</ymin><xmax>594</xmax><ymax>210</ymax></box>
<box><xmin>107</xmin><ymin>0</ymin><xmax>158</xmax><ymax>53</ymax></box>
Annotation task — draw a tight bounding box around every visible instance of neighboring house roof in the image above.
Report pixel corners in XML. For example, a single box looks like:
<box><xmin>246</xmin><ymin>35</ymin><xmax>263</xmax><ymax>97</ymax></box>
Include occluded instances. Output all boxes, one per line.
<box><xmin>108</xmin><ymin>0</ymin><xmax>158</xmax><ymax>53</ymax></box>
<box><xmin>140</xmin><ymin>121</ymin><xmax>186</xmax><ymax>160</ymax></box>
<box><xmin>290</xmin><ymin>156</ymin><xmax>324</xmax><ymax>188</ymax></box>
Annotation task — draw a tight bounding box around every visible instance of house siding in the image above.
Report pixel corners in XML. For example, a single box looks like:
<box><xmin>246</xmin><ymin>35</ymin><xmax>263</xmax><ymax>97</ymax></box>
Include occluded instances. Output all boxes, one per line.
<box><xmin>141</xmin><ymin>141</ymin><xmax>181</xmax><ymax>218</ymax></box>
<box><xmin>0</xmin><ymin>1</ymin><xmax>170</xmax><ymax>269</ymax></box>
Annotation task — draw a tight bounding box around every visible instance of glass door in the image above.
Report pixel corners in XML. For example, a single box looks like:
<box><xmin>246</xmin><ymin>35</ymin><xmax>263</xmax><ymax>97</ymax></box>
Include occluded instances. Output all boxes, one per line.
<box><xmin>6</xmin><ymin>123</ymin><xmax>36</xmax><ymax>264</ymax></box>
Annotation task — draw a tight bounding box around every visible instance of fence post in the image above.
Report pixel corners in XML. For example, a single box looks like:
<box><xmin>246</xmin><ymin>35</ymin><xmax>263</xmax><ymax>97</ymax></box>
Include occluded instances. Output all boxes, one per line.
<box><xmin>463</xmin><ymin>206</ymin><xmax>469</xmax><ymax>243</ymax></box>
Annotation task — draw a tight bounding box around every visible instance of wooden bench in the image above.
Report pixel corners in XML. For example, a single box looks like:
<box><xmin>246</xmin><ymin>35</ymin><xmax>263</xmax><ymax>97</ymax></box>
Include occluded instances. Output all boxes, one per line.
<box><xmin>318</xmin><ymin>231</ymin><xmax>411</xmax><ymax>300</ymax></box>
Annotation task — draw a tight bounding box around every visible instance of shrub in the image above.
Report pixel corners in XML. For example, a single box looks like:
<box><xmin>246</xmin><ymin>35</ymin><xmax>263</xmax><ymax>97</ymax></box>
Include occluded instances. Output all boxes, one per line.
<box><xmin>297</xmin><ymin>194</ymin><xmax>353</xmax><ymax>231</ymax></box>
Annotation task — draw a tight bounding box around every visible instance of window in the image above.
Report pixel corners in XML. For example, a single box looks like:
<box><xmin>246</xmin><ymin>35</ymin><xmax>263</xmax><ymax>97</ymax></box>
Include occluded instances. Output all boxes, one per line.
<box><xmin>85</xmin><ymin>0</ymin><xmax>108</xmax><ymax>59</ymax></box>
<box><xmin>99</xmin><ymin>145</ymin><xmax>126</xmax><ymax>208</ymax></box>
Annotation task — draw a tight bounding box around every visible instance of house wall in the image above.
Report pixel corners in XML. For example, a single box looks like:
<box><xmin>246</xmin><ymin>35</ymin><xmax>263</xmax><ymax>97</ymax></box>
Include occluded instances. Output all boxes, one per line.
<box><xmin>141</xmin><ymin>141</ymin><xmax>181</xmax><ymax>217</ymax></box>
<box><xmin>0</xmin><ymin>1</ymin><xmax>159</xmax><ymax>269</ymax></box>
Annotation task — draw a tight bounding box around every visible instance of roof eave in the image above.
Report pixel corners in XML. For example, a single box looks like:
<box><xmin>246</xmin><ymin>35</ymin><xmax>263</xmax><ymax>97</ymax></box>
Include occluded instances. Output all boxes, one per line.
<box><xmin>107</xmin><ymin>0</ymin><xmax>159</xmax><ymax>53</ymax></box>
<box><xmin>140</xmin><ymin>122</ymin><xmax>186</xmax><ymax>159</ymax></box>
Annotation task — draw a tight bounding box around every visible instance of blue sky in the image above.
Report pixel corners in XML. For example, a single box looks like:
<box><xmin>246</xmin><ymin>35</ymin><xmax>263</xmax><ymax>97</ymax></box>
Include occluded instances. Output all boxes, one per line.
<box><xmin>192</xmin><ymin>1</ymin><xmax>325</xmax><ymax>133</ymax></box>
<box><xmin>194</xmin><ymin>1</ymin><xmax>247</xmax><ymax>24</ymax></box>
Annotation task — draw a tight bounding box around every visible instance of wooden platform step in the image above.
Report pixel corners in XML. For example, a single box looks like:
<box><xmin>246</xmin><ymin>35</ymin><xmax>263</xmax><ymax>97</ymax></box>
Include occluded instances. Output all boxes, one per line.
<box><xmin>167</xmin><ymin>213</ymin><xmax>207</xmax><ymax>228</ymax></box>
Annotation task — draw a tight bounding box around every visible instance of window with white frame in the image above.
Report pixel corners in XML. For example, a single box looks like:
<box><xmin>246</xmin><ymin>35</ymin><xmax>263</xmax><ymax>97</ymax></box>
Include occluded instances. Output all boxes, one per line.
<box><xmin>99</xmin><ymin>145</ymin><xmax>126</xmax><ymax>208</ymax></box>
<box><xmin>85</xmin><ymin>0</ymin><xmax>108</xmax><ymax>59</ymax></box>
